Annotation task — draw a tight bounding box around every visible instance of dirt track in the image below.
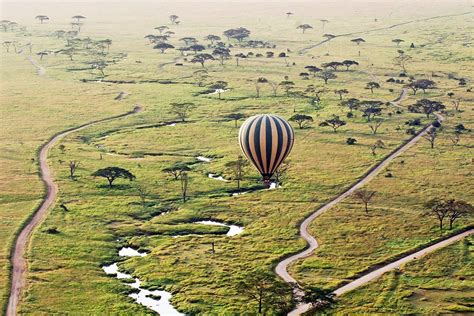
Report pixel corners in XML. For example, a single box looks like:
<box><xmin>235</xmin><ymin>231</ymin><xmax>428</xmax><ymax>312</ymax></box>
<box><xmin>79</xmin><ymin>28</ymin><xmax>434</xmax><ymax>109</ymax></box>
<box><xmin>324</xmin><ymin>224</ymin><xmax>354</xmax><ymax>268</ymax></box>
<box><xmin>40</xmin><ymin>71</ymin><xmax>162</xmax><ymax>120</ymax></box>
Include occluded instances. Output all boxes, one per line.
<box><xmin>6</xmin><ymin>107</ymin><xmax>141</xmax><ymax>316</ymax></box>
<box><xmin>299</xmin><ymin>11</ymin><xmax>471</xmax><ymax>53</ymax></box>
<box><xmin>274</xmin><ymin>90</ymin><xmax>471</xmax><ymax>315</ymax></box>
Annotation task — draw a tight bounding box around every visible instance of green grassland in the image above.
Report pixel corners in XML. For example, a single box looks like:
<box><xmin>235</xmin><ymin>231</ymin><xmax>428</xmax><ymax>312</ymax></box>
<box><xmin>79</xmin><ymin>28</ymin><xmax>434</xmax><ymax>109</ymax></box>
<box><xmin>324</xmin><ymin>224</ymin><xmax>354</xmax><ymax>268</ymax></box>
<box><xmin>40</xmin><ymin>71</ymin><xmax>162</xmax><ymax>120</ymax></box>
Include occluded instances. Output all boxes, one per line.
<box><xmin>331</xmin><ymin>236</ymin><xmax>474</xmax><ymax>314</ymax></box>
<box><xmin>1</xmin><ymin>1</ymin><xmax>473</xmax><ymax>314</ymax></box>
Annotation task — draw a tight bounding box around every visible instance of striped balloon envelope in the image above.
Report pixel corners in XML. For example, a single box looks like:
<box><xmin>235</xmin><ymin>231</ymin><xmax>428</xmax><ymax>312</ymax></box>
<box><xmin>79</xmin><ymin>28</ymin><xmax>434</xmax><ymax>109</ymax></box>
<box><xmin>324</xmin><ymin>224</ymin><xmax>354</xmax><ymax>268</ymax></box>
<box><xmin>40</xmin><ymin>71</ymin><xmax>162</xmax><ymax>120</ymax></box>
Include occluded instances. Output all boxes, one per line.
<box><xmin>238</xmin><ymin>114</ymin><xmax>294</xmax><ymax>182</ymax></box>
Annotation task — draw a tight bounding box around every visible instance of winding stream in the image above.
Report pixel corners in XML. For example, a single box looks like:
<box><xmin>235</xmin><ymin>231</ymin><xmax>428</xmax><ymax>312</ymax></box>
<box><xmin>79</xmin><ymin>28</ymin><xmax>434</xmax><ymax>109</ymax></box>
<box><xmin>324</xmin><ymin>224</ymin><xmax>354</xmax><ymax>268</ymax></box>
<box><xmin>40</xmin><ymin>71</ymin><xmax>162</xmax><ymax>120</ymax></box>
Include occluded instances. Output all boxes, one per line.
<box><xmin>102</xmin><ymin>248</ymin><xmax>184</xmax><ymax>315</ymax></box>
<box><xmin>195</xmin><ymin>220</ymin><xmax>244</xmax><ymax>236</ymax></box>
<box><xmin>208</xmin><ymin>173</ymin><xmax>228</xmax><ymax>182</ymax></box>
<box><xmin>196</xmin><ymin>156</ymin><xmax>212</xmax><ymax>162</ymax></box>
<box><xmin>103</xmin><ymin>220</ymin><xmax>243</xmax><ymax>314</ymax></box>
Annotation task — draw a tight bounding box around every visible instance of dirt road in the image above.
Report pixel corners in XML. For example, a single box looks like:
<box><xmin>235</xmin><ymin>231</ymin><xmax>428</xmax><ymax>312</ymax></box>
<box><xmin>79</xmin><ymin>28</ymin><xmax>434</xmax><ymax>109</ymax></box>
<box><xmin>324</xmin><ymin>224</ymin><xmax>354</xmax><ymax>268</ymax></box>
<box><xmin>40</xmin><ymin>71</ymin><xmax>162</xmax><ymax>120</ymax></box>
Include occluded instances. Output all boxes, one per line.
<box><xmin>275</xmin><ymin>90</ymin><xmax>459</xmax><ymax>315</ymax></box>
<box><xmin>288</xmin><ymin>228</ymin><xmax>473</xmax><ymax>315</ymax></box>
<box><xmin>299</xmin><ymin>11</ymin><xmax>471</xmax><ymax>53</ymax></box>
<box><xmin>6</xmin><ymin>107</ymin><xmax>141</xmax><ymax>316</ymax></box>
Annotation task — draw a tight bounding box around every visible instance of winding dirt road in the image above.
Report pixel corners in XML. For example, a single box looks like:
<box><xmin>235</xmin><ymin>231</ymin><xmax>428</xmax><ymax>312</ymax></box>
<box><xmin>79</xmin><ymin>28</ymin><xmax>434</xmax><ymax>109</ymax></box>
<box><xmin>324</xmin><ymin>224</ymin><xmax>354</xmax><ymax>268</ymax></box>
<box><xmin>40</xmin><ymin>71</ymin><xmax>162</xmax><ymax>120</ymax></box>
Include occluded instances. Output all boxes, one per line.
<box><xmin>289</xmin><ymin>228</ymin><xmax>473</xmax><ymax>315</ymax></box>
<box><xmin>6</xmin><ymin>107</ymin><xmax>141</xmax><ymax>316</ymax></box>
<box><xmin>299</xmin><ymin>11</ymin><xmax>471</xmax><ymax>53</ymax></box>
<box><xmin>274</xmin><ymin>90</ymin><xmax>472</xmax><ymax>315</ymax></box>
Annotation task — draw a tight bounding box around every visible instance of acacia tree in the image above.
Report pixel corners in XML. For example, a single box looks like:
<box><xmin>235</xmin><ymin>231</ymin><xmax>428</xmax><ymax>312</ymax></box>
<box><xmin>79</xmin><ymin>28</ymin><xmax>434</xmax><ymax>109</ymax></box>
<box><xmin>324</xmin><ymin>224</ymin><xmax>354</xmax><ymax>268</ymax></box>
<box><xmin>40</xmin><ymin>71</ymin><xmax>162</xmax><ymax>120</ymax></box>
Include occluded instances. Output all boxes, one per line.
<box><xmin>224</xmin><ymin>113</ymin><xmax>246</xmax><ymax>127</ymax></box>
<box><xmin>223</xmin><ymin>27</ymin><xmax>251</xmax><ymax>42</ymax></box>
<box><xmin>191</xmin><ymin>53</ymin><xmax>215</xmax><ymax>67</ymax></box>
<box><xmin>342</xmin><ymin>60</ymin><xmax>359</xmax><ymax>71</ymax></box>
<box><xmin>322</xmin><ymin>61</ymin><xmax>343</xmax><ymax>71</ymax></box>
<box><xmin>279</xmin><ymin>80</ymin><xmax>295</xmax><ymax>97</ymax></box>
<box><xmin>370</xmin><ymin>140</ymin><xmax>385</xmax><ymax>156</ymax></box>
<box><xmin>212</xmin><ymin>47</ymin><xmax>231</xmax><ymax>66</ymax></box>
<box><xmin>340</xmin><ymin>98</ymin><xmax>360</xmax><ymax>113</ymax></box>
<box><xmin>2</xmin><ymin>41</ymin><xmax>15</xmax><ymax>52</ymax></box>
<box><xmin>359</xmin><ymin>100</ymin><xmax>383</xmax><ymax>121</ymax></box>
<box><xmin>225</xmin><ymin>155</ymin><xmax>248</xmax><ymax>190</ymax></box>
<box><xmin>297</xmin><ymin>24</ymin><xmax>313</xmax><ymax>33</ymax></box>
<box><xmin>35</xmin><ymin>15</ymin><xmax>49</xmax><ymax>24</ymax></box>
<box><xmin>353</xmin><ymin>189</ymin><xmax>376</xmax><ymax>213</ymax></box>
<box><xmin>189</xmin><ymin>44</ymin><xmax>206</xmax><ymax>53</ymax></box>
<box><xmin>237</xmin><ymin>270</ymin><xmax>292</xmax><ymax>314</ymax></box>
<box><xmin>255</xmin><ymin>77</ymin><xmax>268</xmax><ymax>97</ymax></box>
<box><xmin>1</xmin><ymin>20</ymin><xmax>11</xmax><ymax>32</ymax></box>
<box><xmin>72</xmin><ymin>15</ymin><xmax>86</xmax><ymax>23</ymax></box>
<box><xmin>208</xmin><ymin>81</ymin><xmax>228</xmax><ymax>99</ymax></box>
<box><xmin>286</xmin><ymin>12</ymin><xmax>294</xmax><ymax>18</ymax></box>
<box><xmin>68</xmin><ymin>161</ymin><xmax>80</xmax><ymax>179</ymax></box>
<box><xmin>319</xmin><ymin>115</ymin><xmax>346</xmax><ymax>133</ymax></box>
<box><xmin>92</xmin><ymin>167</ymin><xmax>135</xmax><ymax>187</ymax></box>
<box><xmin>289</xmin><ymin>114</ymin><xmax>313</xmax><ymax>129</ymax></box>
<box><xmin>234</xmin><ymin>53</ymin><xmax>246</xmax><ymax>66</ymax></box>
<box><xmin>305</xmin><ymin>65</ymin><xmax>322</xmax><ymax>77</ymax></box>
<box><xmin>134</xmin><ymin>183</ymin><xmax>150</xmax><ymax>209</ymax></box>
<box><xmin>366</xmin><ymin>81</ymin><xmax>380</xmax><ymax>94</ymax></box>
<box><xmin>423</xmin><ymin>128</ymin><xmax>438</xmax><ymax>148</ymax></box>
<box><xmin>163</xmin><ymin>162</ymin><xmax>191</xmax><ymax>180</ymax></box>
<box><xmin>323</xmin><ymin>33</ymin><xmax>336</xmax><ymax>40</ymax></box>
<box><xmin>408</xmin><ymin>99</ymin><xmax>445</xmax><ymax>118</ymax></box>
<box><xmin>318</xmin><ymin>70</ymin><xmax>337</xmax><ymax>84</ymax></box>
<box><xmin>368</xmin><ymin>118</ymin><xmax>384</xmax><ymax>135</ymax></box>
<box><xmin>393</xmin><ymin>52</ymin><xmax>412</xmax><ymax>72</ymax></box>
<box><xmin>452</xmin><ymin>99</ymin><xmax>461</xmax><ymax>112</ymax></box>
<box><xmin>205</xmin><ymin>34</ymin><xmax>221</xmax><ymax>45</ymax></box>
<box><xmin>169</xmin><ymin>14</ymin><xmax>179</xmax><ymax>25</ymax></box>
<box><xmin>425</xmin><ymin>199</ymin><xmax>449</xmax><ymax>230</ymax></box>
<box><xmin>37</xmin><ymin>51</ymin><xmax>48</xmax><ymax>60</ymax></box>
<box><xmin>446</xmin><ymin>200</ymin><xmax>473</xmax><ymax>229</ymax></box>
<box><xmin>334</xmin><ymin>89</ymin><xmax>349</xmax><ymax>100</ymax></box>
<box><xmin>153</xmin><ymin>42</ymin><xmax>174</xmax><ymax>53</ymax></box>
<box><xmin>320</xmin><ymin>19</ymin><xmax>329</xmax><ymax>29</ymax></box>
<box><xmin>268</xmin><ymin>81</ymin><xmax>279</xmax><ymax>97</ymax></box>
<box><xmin>92</xmin><ymin>61</ymin><xmax>107</xmax><ymax>77</ymax></box>
<box><xmin>170</xmin><ymin>102</ymin><xmax>196</xmax><ymax>122</ymax></box>
<box><xmin>392</xmin><ymin>38</ymin><xmax>404</xmax><ymax>46</ymax></box>
<box><xmin>58</xmin><ymin>47</ymin><xmax>75</xmax><ymax>61</ymax></box>
<box><xmin>351</xmin><ymin>38</ymin><xmax>366</xmax><ymax>45</ymax></box>
<box><xmin>407</xmin><ymin>79</ymin><xmax>436</xmax><ymax>95</ymax></box>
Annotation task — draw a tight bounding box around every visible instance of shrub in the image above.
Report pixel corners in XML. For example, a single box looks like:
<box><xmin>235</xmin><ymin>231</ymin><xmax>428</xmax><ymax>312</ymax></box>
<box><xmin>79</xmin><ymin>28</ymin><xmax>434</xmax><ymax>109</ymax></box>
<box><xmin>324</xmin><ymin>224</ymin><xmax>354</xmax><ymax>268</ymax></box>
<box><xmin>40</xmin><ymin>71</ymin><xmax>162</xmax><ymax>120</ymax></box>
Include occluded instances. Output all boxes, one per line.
<box><xmin>406</xmin><ymin>127</ymin><xmax>416</xmax><ymax>135</ymax></box>
<box><xmin>346</xmin><ymin>137</ymin><xmax>357</xmax><ymax>145</ymax></box>
<box><xmin>44</xmin><ymin>227</ymin><xmax>60</xmax><ymax>234</ymax></box>
<box><xmin>405</xmin><ymin>118</ymin><xmax>421</xmax><ymax>126</ymax></box>
<box><xmin>432</xmin><ymin>121</ymin><xmax>441</xmax><ymax>128</ymax></box>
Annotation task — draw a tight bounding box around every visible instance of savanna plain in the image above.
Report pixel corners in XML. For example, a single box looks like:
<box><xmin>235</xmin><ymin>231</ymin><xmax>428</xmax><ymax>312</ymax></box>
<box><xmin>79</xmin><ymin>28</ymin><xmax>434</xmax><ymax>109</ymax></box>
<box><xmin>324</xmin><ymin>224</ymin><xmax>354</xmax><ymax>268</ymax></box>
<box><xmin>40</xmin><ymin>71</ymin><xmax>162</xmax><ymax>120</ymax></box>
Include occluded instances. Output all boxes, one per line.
<box><xmin>0</xmin><ymin>0</ymin><xmax>473</xmax><ymax>315</ymax></box>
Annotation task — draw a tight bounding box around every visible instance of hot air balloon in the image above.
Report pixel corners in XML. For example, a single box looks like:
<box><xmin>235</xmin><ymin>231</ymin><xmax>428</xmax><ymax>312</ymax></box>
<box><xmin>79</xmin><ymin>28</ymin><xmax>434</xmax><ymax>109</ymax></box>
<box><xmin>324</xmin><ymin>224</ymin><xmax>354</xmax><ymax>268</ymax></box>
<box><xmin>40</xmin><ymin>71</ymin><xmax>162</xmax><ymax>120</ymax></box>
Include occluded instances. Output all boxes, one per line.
<box><xmin>238</xmin><ymin>114</ymin><xmax>294</xmax><ymax>185</ymax></box>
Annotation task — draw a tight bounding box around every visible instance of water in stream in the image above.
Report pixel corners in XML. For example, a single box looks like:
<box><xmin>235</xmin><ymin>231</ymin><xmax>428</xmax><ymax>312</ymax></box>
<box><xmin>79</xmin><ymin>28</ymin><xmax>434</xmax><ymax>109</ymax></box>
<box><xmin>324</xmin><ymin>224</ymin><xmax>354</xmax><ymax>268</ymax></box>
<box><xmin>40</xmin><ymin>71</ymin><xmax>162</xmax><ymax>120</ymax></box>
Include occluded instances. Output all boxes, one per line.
<box><xmin>102</xmin><ymin>248</ymin><xmax>184</xmax><ymax>315</ymax></box>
